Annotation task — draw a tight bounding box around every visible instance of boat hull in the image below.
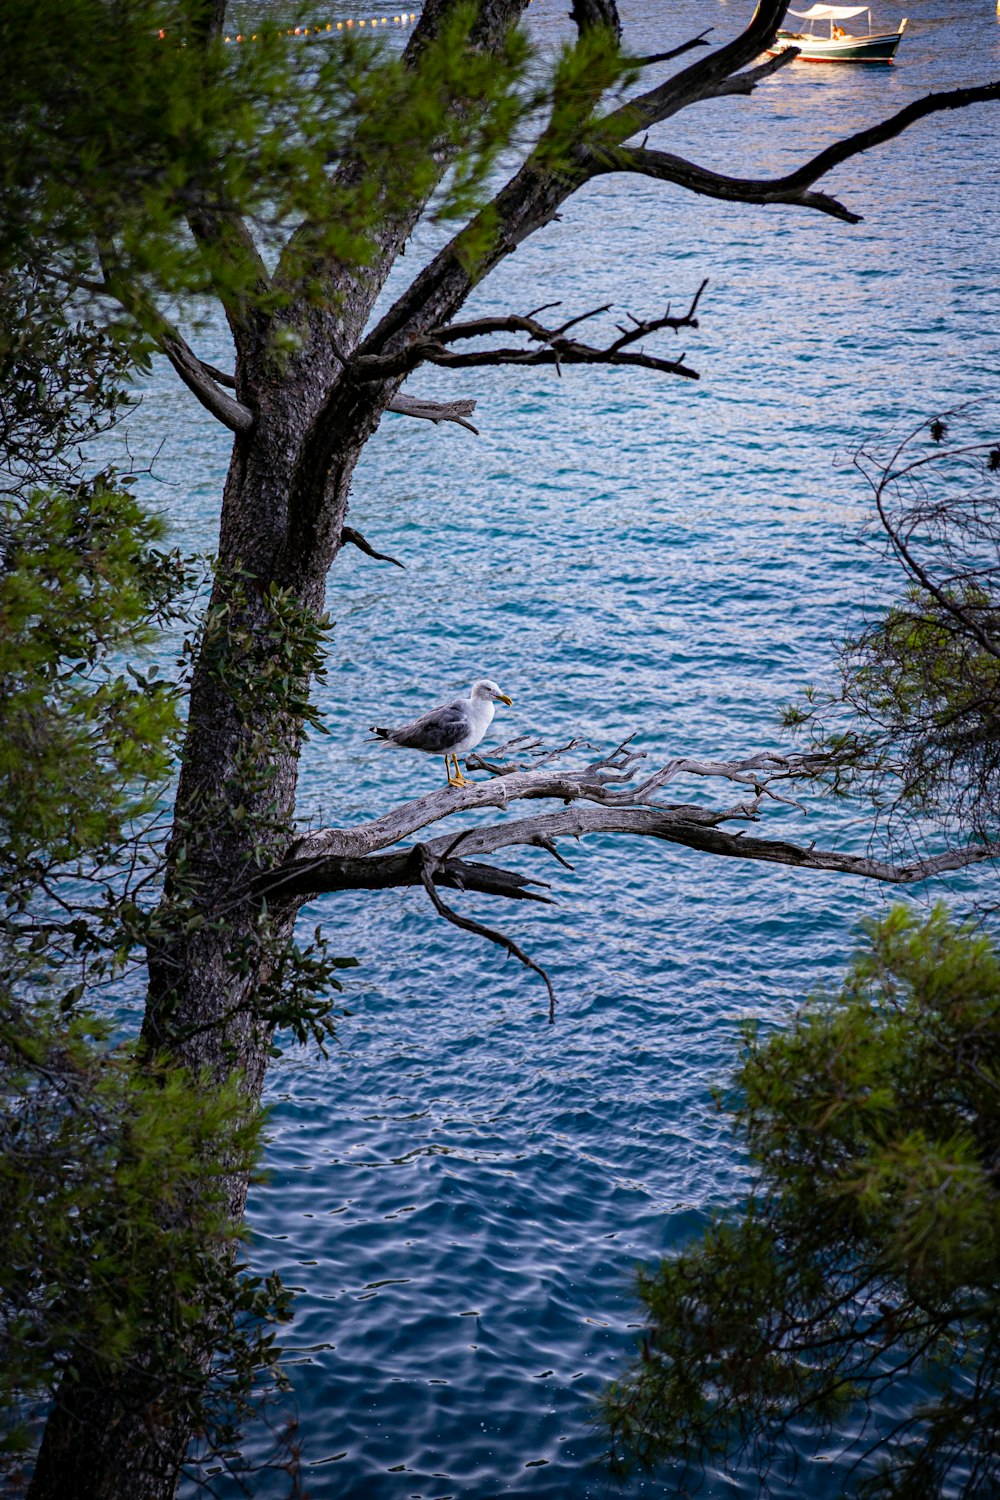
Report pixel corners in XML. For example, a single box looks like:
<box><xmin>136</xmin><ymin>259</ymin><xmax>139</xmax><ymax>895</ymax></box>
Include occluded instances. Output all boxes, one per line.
<box><xmin>765</xmin><ymin>27</ymin><xmax>904</xmax><ymax>62</ymax></box>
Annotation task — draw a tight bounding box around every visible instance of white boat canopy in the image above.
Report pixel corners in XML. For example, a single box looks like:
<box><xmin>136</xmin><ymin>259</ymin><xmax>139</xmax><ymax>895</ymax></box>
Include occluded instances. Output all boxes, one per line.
<box><xmin>787</xmin><ymin>5</ymin><xmax>871</xmax><ymax>18</ymax></box>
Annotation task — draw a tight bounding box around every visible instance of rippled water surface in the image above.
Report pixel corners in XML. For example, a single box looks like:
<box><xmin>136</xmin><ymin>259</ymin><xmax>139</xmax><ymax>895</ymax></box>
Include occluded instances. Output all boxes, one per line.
<box><xmin>131</xmin><ymin>3</ymin><xmax>1000</xmax><ymax>1494</ymax></box>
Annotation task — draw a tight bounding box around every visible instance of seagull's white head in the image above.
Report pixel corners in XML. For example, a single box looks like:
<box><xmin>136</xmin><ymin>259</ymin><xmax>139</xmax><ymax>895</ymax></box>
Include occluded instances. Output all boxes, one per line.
<box><xmin>471</xmin><ymin>678</ymin><xmax>513</xmax><ymax>706</ymax></box>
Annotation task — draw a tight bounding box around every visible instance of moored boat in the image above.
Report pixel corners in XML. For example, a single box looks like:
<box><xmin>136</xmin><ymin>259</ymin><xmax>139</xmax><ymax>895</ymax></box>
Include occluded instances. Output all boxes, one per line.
<box><xmin>765</xmin><ymin>5</ymin><xmax>907</xmax><ymax>63</ymax></box>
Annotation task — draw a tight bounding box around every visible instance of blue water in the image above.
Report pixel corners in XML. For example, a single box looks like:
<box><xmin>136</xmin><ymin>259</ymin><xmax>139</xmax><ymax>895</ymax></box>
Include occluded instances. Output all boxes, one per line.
<box><xmin>123</xmin><ymin>3</ymin><xmax>1000</xmax><ymax>1494</ymax></box>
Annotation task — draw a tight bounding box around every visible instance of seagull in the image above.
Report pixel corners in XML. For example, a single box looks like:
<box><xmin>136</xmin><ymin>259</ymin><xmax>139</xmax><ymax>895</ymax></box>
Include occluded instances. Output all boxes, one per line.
<box><xmin>369</xmin><ymin>678</ymin><xmax>513</xmax><ymax>788</ymax></box>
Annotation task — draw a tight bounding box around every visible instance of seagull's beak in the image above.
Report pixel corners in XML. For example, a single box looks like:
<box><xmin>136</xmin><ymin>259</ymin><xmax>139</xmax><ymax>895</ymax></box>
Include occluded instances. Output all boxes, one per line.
<box><xmin>497</xmin><ymin>692</ymin><xmax>513</xmax><ymax>706</ymax></box>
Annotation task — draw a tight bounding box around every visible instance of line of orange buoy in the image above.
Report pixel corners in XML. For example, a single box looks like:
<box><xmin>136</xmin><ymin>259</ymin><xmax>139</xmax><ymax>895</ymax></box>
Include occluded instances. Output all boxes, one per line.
<box><xmin>225</xmin><ymin>15</ymin><xmax>417</xmax><ymax>41</ymax></box>
<box><xmin>156</xmin><ymin>14</ymin><xmax>418</xmax><ymax>41</ymax></box>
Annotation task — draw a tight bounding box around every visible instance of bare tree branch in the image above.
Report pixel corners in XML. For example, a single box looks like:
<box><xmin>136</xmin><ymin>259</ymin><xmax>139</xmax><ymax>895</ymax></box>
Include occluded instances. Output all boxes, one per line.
<box><xmin>159</xmin><ymin>333</ymin><xmax>254</xmax><ymax>433</ymax></box>
<box><xmin>386</xmin><ymin>393</ymin><xmax>480</xmax><ymax>433</ymax></box>
<box><xmin>283</xmin><ymin>738</ymin><xmax>997</xmax><ymax>884</ymax></box>
<box><xmin>362</xmin><ymin>0</ymin><xmax>996</xmax><ymax>385</ymax></box>
<box><xmin>199</xmin><ymin>360</ymin><xmax>237</xmax><ymax>390</ymax></box>
<box><xmin>631</xmin><ymin>32</ymin><xmax>713</xmax><ymax>69</ymax></box>
<box><xmin>757</xmin><ymin>80</ymin><xmax>1000</xmax><ymax>207</ymax></box>
<box><xmin>686</xmin><ymin>49</ymin><xmax>797</xmax><ymax>101</ymax></box>
<box><xmin>341</xmin><ymin>526</ymin><xmax>405</xmax><ymax>568</ymax></box>
<box><xmin>414</xmin><ymin>845</ymin><xmax>556</xmax><ymax>1021</ymax></box>
<box><xmin>38</xmin><ymin>256</ymin><xmax>255</xmax><ymax>434</ymax></box>
<box><xmin>287</xmin><ymin>737</ymin><xmax>649</xmax><ymax>860</ymax></box>
<box><xmin>254</xmin><ymin>843</ymin><xmax>554</xmax><ymax>906</ymax></box>
<box><xmin>414</xmin><ymin>303</ymin><xmax>617</xmax><ymax>348</ymax></box>
<box><xmin>355</xmin><ymin>287</ymin><xmax>706</xmax><ymax>383</ymax></box>
<box><xmin>189</xmin><ymin>726</ymin><xmax>987</xmax><ymax>1030</ymax></box>
<box><xmin>256</xmin><ymin>737</ymin><xmax>999</xmax><ymax>1014</ymax></box>
<box><xmin>287</xmin><ymin>796</ymin><xmax>997</xmax><ymax>892</ymax></box>
<box><xmin>591</xmin><ymin>144</ymin><xmax>862</xmax><ymax>225</ymax></box>
<box><xmin>593</xmin><ymin>81</ymin><xmax>1000</xmax><ymax>226</ymax></box>
<box><xmin>864</xmin><ymin>414</ymin><xmax>1000</xmax><ymax>662</ymax></box>
<box><xmin>603</xmin><ymin>0</ymin><xmax>794</xmax><ymax>132</ymax></box>
<box><xmin>420</xmin><ymin>805</ymin><xmax>1000</xmax><ymax>885</ymax></box>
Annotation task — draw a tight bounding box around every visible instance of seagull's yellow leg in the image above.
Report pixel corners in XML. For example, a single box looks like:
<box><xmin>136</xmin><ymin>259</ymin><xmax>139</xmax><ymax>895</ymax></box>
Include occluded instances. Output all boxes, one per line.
<box><xmin>445</xmin><ymin>753</ymin><xmax>469</xmax><ymax>788</ymax></box>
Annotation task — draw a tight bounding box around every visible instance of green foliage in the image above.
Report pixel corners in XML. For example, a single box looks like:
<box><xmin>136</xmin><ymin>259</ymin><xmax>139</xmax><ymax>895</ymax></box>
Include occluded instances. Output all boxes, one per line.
<box><xmin>783</xmin><ymin>414</ymin><xmax>1000</xmax><ymax>847</ymax></box>
<box><xmin>0</xmin><ymin>475</ymin><xmax>299</xmax><ymax>1488</ymax></box>
<box><xmin>0</xmin><ymin>0</ymin><xmax>534</xmax><ymax>318</ymax></box>
<box><xmin>0</xmin><ymin>273</ymin><xmax>135</xmax><ymax>498</ymax></box>
<box><xmin>0</xmin><ymin>478</ymin><xmax>190</xmax><ymax>903</ymax></box>
<box><xmin>604</xmin><ymin>906</ymin><xmax>1000</xmax><ymax>1497</ymax></box>
<box><xmin>253</xmin><ymin>920</ymin><xmax>358</xmax><ymax>1053</ymax></box>
<box><xmin>291</xmin><ymin>2</ymin><xmax>534</xmax><ymax>262</ymax></box>
<box><xmin>197</xmin><ymin>570</ymin><xmax>334</xmax><ymax>741</ymax></box>
<box><xmin>1</xmin><ymin>254</ymin><xmax>195</xmax><ymax>1005</ymax></box>
<box><xmin>0</xmin><ymin>1008</ymin><xmax>292</xmax><ymax>1487</ymax></box>
<box><xmin>534</xmin><ymin>26</ymin><xmax>639</xmax><ymax>171</ymax></box>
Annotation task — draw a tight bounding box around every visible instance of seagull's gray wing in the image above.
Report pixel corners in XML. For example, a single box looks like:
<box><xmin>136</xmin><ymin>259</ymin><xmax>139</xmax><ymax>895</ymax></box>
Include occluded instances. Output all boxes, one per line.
<box><xmin>385</xmin><ymin>700</ymin><xmax>473</xmax><ymax>753</ymax></box>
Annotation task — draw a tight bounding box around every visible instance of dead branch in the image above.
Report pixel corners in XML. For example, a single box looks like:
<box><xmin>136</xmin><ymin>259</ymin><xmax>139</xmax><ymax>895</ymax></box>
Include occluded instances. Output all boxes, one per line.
<box><xmin>87</xmin><ymin>243</ymin><xmax>256</xmax><ymax>435</ymax></box>
<box><xmin>631</xmin><ymin>33</ymin><xmax>713</xmax><ymax>69</ymax></box>
<box><xmin>197</xmin><ymin>359</ymin><xmax>237</xmax><ymax>390</ymax></box>
<box><xmin>285</xmin><ymin>738</ymin><xmax>650</xmax><ymax>862</ymax></box>
<box><xmin>756</xmin><ymin>80</ymin><xmax>1000</xmax><ymax>212</ymax></box>
<box><xmin>418</xmin><ymin>806</ymin><xmax>1000</xmax><ymax>885</ymax></box>
<box><xmin>424</xmin><ymin>303</ymin><xmax>617</xmax><ymax>346</ymax></box>
<box><xmin>262</xmin><ymin>736</ymin><xmax>998</xmax><ymax>1011</ymax></box>
<box><xmin>467</xmin><ymin>735</ymin><xmax>594</xmax><ymax>775</ymax></box>
<box><xmin>415</xmin><ymin>846</ymin><xmax>556</xmax><ymax>1022</ymax></box>
<box><xmin>694</xmin><ymin>49</ymin><xmax>797</xmax><ymax>101</ymax></box>
<box><xmin>593</xmin><ymin>82</ymin><xmax>1000</xmax><ymax>226</ymax></box>
<box><xmin>591</xmin><ymin>144</ymin><xmax>862</xmax><ymax>225</ymax></box>
<box><xmin>605</xmin><ymin>0</ymin><xmax>798</xmax><ymax>130</ymax></box>
<box><xmin>386</xmin><ymin>393</ymin><xmax>480</xmax><ymax>433</ymax></box>
<box><xmin>158</xmin><ymin>336</ymin><xmax>254</xmax><ymax>434</ymax></box>
<box><xmin>283</xmin><ymin>787</ymin><xmax>996</xmax><ymax>895</ymax></box>
<box><xmin>362</xmin><ymin>0</ymin><xmax>996</xmax><ymax>394</ymax></box>
<box><xmin>283</xmin><ymin>737</ymin><xmax>995</xmax><ymax>880</ymax></box>
<box><xmin>353</xmin><ymin>286</ymin><xmax>706</xmax><ymax>384</ymax></box>
<box><xmin>863</xmin><ymin>416</ymin><xmax>1000</xmax><ymax>663</ymax></box>
<box><xmin>251</xmin><ymin>844</ymin><xmax>553</xmax><ymax>907</ymax></box>
<box><xmin>341</xmin><ymin>526</ymin><xmax>405</xmax><ymax>568</ymax></box>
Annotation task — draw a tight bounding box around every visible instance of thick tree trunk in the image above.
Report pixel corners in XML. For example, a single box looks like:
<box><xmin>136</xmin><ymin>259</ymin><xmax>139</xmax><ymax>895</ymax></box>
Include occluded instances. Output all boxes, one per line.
<box><xmin>28</xmin><ymin>1385</ymin><xmax>195</xmax><ymax>1500</ymax></box>
<box><xmin>27</xmin><ymin>399</ymin><xmax>368</xmax><ymax>1498</ymax></box>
